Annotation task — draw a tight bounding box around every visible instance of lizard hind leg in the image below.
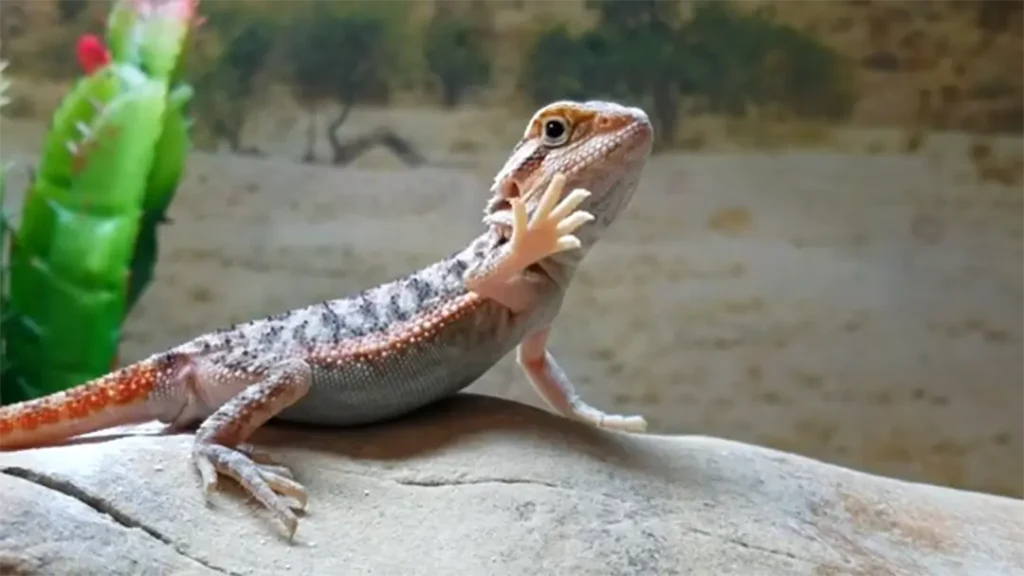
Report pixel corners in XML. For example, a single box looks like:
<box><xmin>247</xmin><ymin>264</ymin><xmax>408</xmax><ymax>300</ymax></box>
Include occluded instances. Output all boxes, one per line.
<box><xmin>191</xmin><ymin>358</ymin><xmax>312</xmax><ymax>540</ymax></box>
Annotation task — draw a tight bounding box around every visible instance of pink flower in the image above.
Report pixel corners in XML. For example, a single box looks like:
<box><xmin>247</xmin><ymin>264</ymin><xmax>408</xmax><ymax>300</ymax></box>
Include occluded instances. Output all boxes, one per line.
<box><xmin>76</xmin><ymin>34</ymin><xmax>111</xmax><ymax>74</ymax></box>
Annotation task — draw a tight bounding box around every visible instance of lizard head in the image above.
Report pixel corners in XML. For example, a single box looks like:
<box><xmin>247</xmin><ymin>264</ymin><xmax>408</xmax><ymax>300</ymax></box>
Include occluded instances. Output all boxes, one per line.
<box><xmin>485</xmin><ymin>100</ymin><xmax>653</xmax><ymax>249</ymax></box>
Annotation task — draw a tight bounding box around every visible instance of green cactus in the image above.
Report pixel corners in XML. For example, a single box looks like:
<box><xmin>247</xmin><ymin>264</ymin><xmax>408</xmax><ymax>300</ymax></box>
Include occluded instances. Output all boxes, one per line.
<box><xmin>2</xmin><ymin>0</ymin><xmax>200</xmax><ymax>403</ymax></box>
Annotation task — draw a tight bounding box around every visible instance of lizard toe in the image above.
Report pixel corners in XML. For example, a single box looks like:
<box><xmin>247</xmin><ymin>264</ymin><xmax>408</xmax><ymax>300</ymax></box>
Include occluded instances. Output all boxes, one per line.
<box><xmin>600</xmin><ymin>414</ymin><xmax>648</xmax><ymax>433</ymax></box>
<box><xmin>192</xmin><ymin>448</ymin><xmax>220</xmax><ymax>498</ymax></box>
<box><xmin>255</xmin><ymin>462</ymin><xmax>297</xmax><ymax>480</ymax></box>
<box><xmin>258</xmin><ymin>467</ymin><xmax>308</xmax><ymax>510</ymax></box>
<box><xmin>236</xmin><ymin>442</ymin><xmax>284</xmax><ymax>467</ymax></box>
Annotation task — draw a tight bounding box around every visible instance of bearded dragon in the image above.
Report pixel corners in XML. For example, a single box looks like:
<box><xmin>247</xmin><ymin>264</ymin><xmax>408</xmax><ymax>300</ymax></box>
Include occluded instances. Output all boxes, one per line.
<box><xmin>0</xmin><ymin>100</ymin><xmax>654</xmax><ymax>539</ymax></box>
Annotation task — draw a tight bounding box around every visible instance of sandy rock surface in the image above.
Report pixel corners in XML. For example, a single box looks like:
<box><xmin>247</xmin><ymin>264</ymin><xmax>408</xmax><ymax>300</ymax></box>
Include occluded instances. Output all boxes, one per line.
<box><xmin>1</xmin><ymin>395</ymin><xmax>1021</xmax><ymax>576</ymax></box>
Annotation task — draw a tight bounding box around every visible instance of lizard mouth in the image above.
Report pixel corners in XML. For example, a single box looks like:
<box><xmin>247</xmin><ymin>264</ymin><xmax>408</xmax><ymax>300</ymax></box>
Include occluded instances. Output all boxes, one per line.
<box><xmin>483</xmin><ymin>179</ymin><xmax>521</xmax><ymax>240</ymax></box>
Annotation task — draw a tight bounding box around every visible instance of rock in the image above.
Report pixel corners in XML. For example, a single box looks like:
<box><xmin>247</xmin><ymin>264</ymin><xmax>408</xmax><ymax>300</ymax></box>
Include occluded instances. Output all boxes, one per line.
<box><xmin>1</xmin><ymin>395</ymin><xmax>1021</xmax><ymax>576</ymax></box>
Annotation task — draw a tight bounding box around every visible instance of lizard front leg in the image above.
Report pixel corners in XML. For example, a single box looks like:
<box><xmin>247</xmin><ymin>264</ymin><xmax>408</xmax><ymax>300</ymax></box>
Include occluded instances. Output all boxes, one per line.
<box><xmin>464</xmin><ymin>172</ymin><xmax>593</xmax><ymax>314</ymax></box>
<box><xmin>191</xmin><ymin>358</ymin><xmax>312</xmax><ymax>540</ymax></box>
<box><xmin>518</xmin><ymin>328</ymin><xmax>647</xmax><ymax>433</ymax></box>
<box><xmin>463</xmin><ymin>174</ymin><xmax>647</xmax><ymax>432</ymax></box>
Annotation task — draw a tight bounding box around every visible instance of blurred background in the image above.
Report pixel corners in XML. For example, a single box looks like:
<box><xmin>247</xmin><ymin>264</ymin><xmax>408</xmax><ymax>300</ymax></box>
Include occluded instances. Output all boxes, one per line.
<box><xmin>0</xmin><ymin>0</ymin><xmax>1020</xmax><ymax>498</ymax></box>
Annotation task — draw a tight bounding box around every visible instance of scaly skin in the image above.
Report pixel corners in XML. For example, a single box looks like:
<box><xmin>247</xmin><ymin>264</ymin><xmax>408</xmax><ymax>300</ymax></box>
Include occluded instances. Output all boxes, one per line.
<box><xmin>0</xmin><ymin>100</ymin><xmax>654</xmax><ymax>539</ymax></box>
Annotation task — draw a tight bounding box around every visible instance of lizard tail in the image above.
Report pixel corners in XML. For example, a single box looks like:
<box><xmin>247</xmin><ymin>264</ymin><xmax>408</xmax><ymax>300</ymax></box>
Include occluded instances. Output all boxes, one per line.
<box><xmin>0</xmin><ymin>353</ymin><xmax>191</xmax><ymax>450</ymax></box>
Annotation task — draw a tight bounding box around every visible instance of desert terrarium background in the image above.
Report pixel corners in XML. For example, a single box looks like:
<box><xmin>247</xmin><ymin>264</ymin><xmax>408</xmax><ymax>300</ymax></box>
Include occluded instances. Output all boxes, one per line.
<box><xmin>0</xmin><ymin>0</ymin><xmax>1020</xmax><ymax>498</ymax></box>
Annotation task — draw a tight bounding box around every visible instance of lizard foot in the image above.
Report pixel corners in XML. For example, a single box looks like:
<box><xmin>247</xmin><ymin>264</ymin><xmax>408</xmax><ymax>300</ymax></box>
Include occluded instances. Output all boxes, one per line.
<box><xmin>193</xmin><ymin>441</ymin><xmax>308</xmax><ymax>540</ymax></box>
<box><xmin>566</xmin><ymin>402</ymin><xmax>648</xmax><ymax>433</ymax></box>
<box><xmin>595</xmin><ymin>414</ymin><xmax>648</xmax><ymax>433</ymax></box>
<box><xmin>507</xmin><ymin>173</ymin><xmax>594</xmax><ymax>266</ymax></box>
<box><xmin>517</xmin><ymin>331</ymin><xmax>650</xmax><ymax>436</ymax></box>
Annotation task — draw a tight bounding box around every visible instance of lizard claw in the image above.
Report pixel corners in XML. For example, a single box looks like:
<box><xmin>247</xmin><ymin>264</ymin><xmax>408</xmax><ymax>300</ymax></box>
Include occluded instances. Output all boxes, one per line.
<box><xmin>193</xmin><ymin>442</ymin><xmax>308</xmax><ymax>540</ymax></box>
<box><xmin>508</xmin><ymin>173</ymin><xmax>594</xmax><ymax>266</ymax></box>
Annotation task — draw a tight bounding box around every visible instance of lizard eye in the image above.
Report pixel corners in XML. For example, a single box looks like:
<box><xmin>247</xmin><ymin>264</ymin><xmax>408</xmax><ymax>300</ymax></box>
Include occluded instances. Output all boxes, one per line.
<box><xmin>541</xmin><ymin>117</ymin><xmax>570</xmax><ymax>147</ymax></box>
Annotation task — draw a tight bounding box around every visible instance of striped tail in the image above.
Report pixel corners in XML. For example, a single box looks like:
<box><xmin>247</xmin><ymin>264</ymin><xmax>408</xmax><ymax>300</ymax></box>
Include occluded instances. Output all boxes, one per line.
<box><xmin>0</xmin><ymin>353</ymin><xmax>190</xmax><ymax>450</ymax></box>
